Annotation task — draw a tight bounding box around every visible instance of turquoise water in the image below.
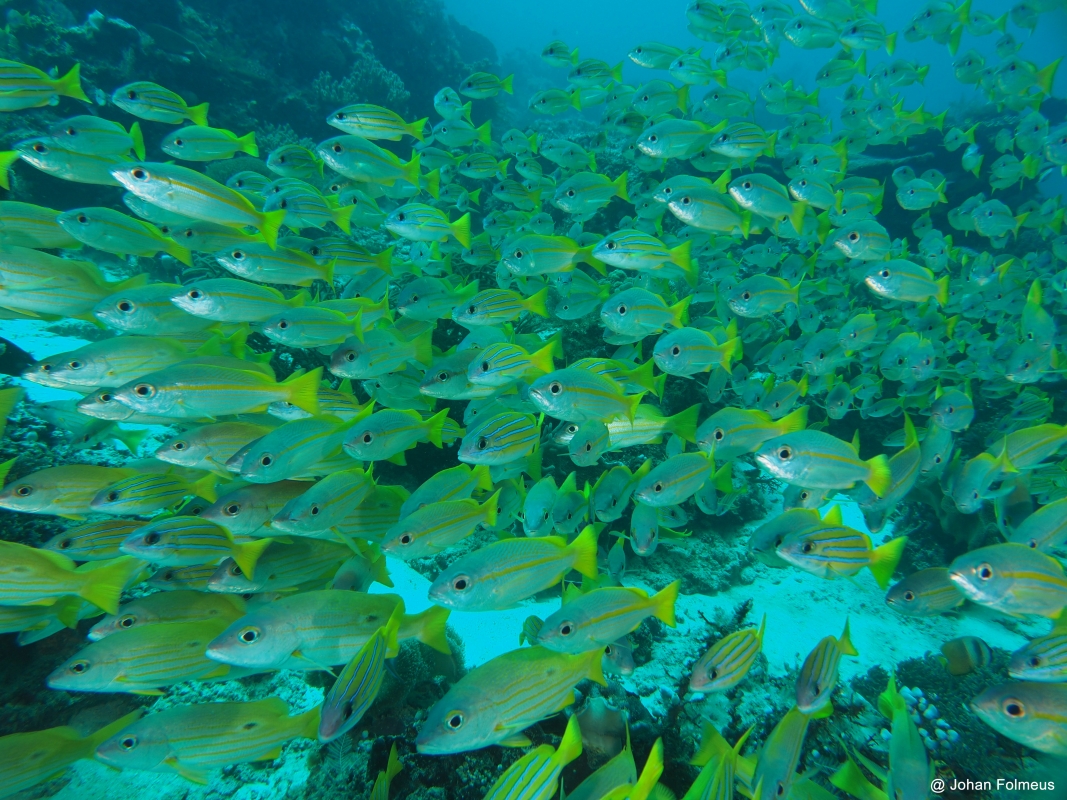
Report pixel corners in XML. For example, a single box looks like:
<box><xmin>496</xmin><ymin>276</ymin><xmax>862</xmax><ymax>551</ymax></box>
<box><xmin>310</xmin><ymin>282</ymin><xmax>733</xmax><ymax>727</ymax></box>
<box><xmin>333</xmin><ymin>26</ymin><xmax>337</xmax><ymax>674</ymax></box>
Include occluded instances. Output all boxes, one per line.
<box><xmin>0</xmin><ymin>0</ymin><xmax>1065</xmax><ymax>798</ymax></box>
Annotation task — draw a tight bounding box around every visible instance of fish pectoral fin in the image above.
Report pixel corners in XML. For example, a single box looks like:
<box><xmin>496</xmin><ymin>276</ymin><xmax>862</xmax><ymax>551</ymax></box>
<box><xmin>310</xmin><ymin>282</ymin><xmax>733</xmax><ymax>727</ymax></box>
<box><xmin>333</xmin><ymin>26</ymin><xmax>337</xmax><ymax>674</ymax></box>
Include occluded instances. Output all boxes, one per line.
<box><xmin>130</xmin><ymin>689</ymin><xmax>166</xmax><ymax>696</ymax></box>
<box><xmin>258</xmin><ymin>747</ymin><xmax>284</xmax><ymax>761</ymax></box>
<box><xmin>165</xmin><ymin>757</ymin><xmax>210</xmax><ymax>785</ymax></box>
<box><xmin>202</xmin><ymin>664</ymin><xmax>231</xmax><ymax>680</ymax></box>
<box><xmin>496</xmin><ymin>731</ymin><xmax>532</xmax><ymax>747</ymax></box>
<box><xmin>292</xmin><ymin>649</ymin><xmax>337</xmax><ymax>675</ymax></box>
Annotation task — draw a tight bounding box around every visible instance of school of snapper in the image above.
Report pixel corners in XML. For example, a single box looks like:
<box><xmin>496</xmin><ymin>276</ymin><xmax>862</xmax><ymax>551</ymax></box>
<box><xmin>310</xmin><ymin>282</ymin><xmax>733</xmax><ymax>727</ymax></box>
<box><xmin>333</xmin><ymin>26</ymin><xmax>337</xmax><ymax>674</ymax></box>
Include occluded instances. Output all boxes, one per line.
<box><xmin>0</xmin><ymin>0</ymin><xmax>1065</xmax><ymax>797</ymax></box>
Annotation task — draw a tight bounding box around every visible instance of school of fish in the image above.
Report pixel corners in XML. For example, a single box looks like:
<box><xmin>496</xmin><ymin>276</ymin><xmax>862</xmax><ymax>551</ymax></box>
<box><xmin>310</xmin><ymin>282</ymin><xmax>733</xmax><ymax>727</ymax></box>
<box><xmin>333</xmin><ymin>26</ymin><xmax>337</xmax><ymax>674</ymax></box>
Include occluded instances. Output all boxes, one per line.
<box><xmin>0</xmin><ymin>0</ymin><xmax>1066</xmax><ymax>797</ymax></box>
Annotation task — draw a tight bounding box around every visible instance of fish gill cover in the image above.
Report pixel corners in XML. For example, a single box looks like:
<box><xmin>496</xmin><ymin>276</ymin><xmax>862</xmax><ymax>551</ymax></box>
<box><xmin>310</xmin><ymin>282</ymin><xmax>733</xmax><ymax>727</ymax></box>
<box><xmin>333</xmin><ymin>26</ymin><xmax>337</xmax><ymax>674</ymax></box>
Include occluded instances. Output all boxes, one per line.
<box><xmin>0</xmin><ymin>0</ymin><xmax>1064</xmax><ymax>797</ymax></box>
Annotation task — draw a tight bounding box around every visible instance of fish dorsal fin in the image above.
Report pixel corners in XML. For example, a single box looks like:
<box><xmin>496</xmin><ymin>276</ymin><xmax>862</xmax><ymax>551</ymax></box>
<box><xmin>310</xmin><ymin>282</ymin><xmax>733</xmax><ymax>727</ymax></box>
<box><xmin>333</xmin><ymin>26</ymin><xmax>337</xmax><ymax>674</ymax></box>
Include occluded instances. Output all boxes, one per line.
<box><xmin>822</xmin><ymin>505</ymin><xmax>843</xmax><ymax>526</ymax></box>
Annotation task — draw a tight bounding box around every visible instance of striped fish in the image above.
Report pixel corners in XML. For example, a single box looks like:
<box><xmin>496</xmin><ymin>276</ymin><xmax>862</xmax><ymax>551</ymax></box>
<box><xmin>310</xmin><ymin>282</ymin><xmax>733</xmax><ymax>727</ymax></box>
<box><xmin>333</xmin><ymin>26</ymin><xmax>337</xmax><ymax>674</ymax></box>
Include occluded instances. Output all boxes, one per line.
<box><xmin>316</xmin><ymin>135</ymin><xmax>422</xmax><ymax>188</ymax></box>
<box><xmin>147</xmin><ymin>563</ymin><xmax>219</xmax><ymax>591</ymax></box>
<box><xmin>16</xmin><ymin>139</ymin><xmax>131</xmax><ymax>186</ymax></box>
<box><xmin>795</xmin><ymin>618</ymin><xmax>858</xmax><ymax>714</ymax></box>
<box><xmin>400</xmin><ymin>463</ymin><xmax>494</xmax><ymax>517</ymax></box>
<box><xmin>468</xmin><ymin>341</ymin><xmax>558</xmax><ymax>386</ymax></box>
<box><xmin>335</xmin><ymin>485</ymin><xmax>408</xmax><ymax>542</ymax></box>
<box><xmin>266</xmin><ymin>144</ymin><xmax>325</xmax><ymax>180</ymax></box>
<box><xmin>1010</xmin><ymin>630</ymin><xmax>1067</xmax><ymax>681</ymax></box>
<box><xmin>884</xmin><ymin>567</ymin><xmax>966</xmax><ymax>616</ymax></box>
<box><xmin>776</xmin><ymin>512</ymin><xmax>908</xmax><ymax>589</ymax></box>
<box><xmin>208</xmin><ymin>539</ymin><xmax>354</xmax><ymax>594</ymax></box>
<box><xmin>89</xmin><ymin>590</ymin><xmax>246</xmax><ymax>641</ymax></box>
<box><xmin>271</xmin><ymin>468</ymin><xmax>376</xmax><ymax>536</ymax></box>
<box><xmin>111</xmin><ymin>162</ymin><xmax>286</xmax><ymax>248</ymax></box>
<box><xmin>689</xmin><ymin>614</ymin><xmax>766</xmax><ymax>693</ymax></box>
<box><xmin>111</xmin><ymin>363</ymin><xmax>322</xmax><ymax>420</ymax></box>
<box><xmin>238</xmin><ymin>413</ymin><xmax>363</xmax><ymax>484</ymax></box>
<box><xmin>215</xmin><ymin>242</ymin><xmax>333</xmax><ymax>286</ymax></box>
<box><xmin>537</xmin><ymin>581</ymin><xmax>679</xmax><ymax>653</ymax></box>
<box><xmin>95</xmin><ymin>698</ymin><xmax>320</xmax><ymax>783</ymax></box>
<box><xmin>633</xmin><ymin>451</ymin><xmax>715</xmax><ymax>506</ymax></box>
<box><xmin>429</xmin><ymin>525</ymin><xmax>599</xmax><ymax>611</ymax></box>
<box><xmin>111</xmin><ymin>81</ymin><xmax>208</xmax><ymax>125</ymax></box>
<box><xmin>458</xmin><ymin>411</ymin><xmax>541</xmax><ymax>466</ymax></box>
<box><xmin>752</xmin><ymin>706</ymin><xmax>812</xmax><ymax>800</ymax></box>
<box><xmin>483</xmin><ymin>713</ymin><xmax>582</xmax><ymax>800</ymax></box>
<box><xmin>204</xmin><ymin>590</ymin><xmax>451</xmax><ymax>671</ymax></box>
<box><xmin>999</xmin><ymin>422</ymin><xmax>1067</xmax><ymax>469</ymax></box>
<box><xmin>0</xmin><ymin>200</ymin><xmax>83</xmax><ymax>248</ymax></box>
<box><xmin>0</xmin><ymin>541</ymin><xmax>141</xmax><ymax>613</ymax></box>
<box><xmin>93</xmin><ymin>282</ymin><xmax>215</xmax><ymax>335</ymax></box>
<box><xmin>652</xmin><ymin>327</ymin><xmax>743</xmax><ymax>377</ymax></box>
<box><xmin>380</xmin><ymin>490</ymin><xmax>499</xmax><ymax>560</ymax></box>
<box><xmin>172</xmin><ymin>277</ymin><xmax>306</xmax><ymax>322</ymax></box>
<box><xmin>46</xmin><ymin>618</ymin><xmax>248</xmax><ymax>694</ymax></box>
<box><xmin>90</xmin><ymin>471</ymin><xmax>218</xmax><ymax>516</ymax></box>
<box><xmin>119</xmin><ymin>516</ymin><xmax>273</xmax><ymax>579</ymax></box>
<box><xmin>161</xmin><ymin>125</ymin><xmax>258</xmax><ymax>161</ymax></box>
<box><xmin>529</xmin><ymin>368</ymin><xmax>643</xmax><ymax>423</ymax></box>
<box><xmin>264</xmin><ymin>184</ymin><xmax>351</xmax><ymax>233</ymax></box>
<box><xmin>949</xmin><ymin>542</ymin><xmax>1067</xmax><ymax>618</ymax></box>
<box><xmin>416</xmin><ymin>645</ymin><xmax>605</xmax><ymax>754</ymax></box>
<box><xmin>453</xmin><ymin>287</ymin><xmax>550</xmax><ymax>326</ymax></box>
<box><xmin>328</xmin><ymin>103</ymin><xmax>427</xmax><ymax>141</ymax></box>
<box><xmin>318</xmin><ymin>603</ymin><xmax>401</xmax><ymax>742</ymax></box>
<box><xmin>709</xmin><ymin>121</ymin><xmax>776</xmax><ymax>160</ymax></box>
<box><xmin>200</xmin><ymin>480</ymin><xmax>308</xmax><ymax>536</ymax></box>
<box><xmin>155</xmin><ymin>421</ymin><xmax>276</xmax><ymax>473</ymax></box>
<box><xmin>0</xmin><ymin>59</ymin><xmax>87</xmax><ymax>99</ymax></box>
<box><xmin>0</xmin><ymin>463</ymin><xmax>139</xmax><ymax>518</ymax></box>
<box><xmin>41</xmin><ymin>519</ymin><xmax>145</xmax><ymax>562</ymax></box>
<box><xmin>342</xmin><ymin>408</ymin><xmax>449</xmax><ymax>464</ymax></box>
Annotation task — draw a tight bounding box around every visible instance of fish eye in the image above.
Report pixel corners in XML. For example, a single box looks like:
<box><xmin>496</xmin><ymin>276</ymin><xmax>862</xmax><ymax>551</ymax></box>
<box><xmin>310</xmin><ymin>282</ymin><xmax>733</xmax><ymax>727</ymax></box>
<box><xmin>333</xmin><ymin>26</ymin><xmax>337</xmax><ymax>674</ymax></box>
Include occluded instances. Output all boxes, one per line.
<box><xmin>260</xmin><ymin>454</ymin><xmax>273</xmax><ymax>467</ymax></box>
<box><xmin>742</xmin><ymin>181</ymin><xmax>752</xmax><ymax>190</ymax></box>
<box><xmin>362</xmin><ymin>433</ymin><xmax>373</xmax><ymax>444</ymax></box>
<box><xmin>68</xmin><ymin>360</ymin><xmax>83</xmax><ymax>370</ymax></box>
<box><xmin>239</xmin><ymin>627</ymin><xmax>260</xmax><ymax>644</ymax></box>
<box><xmin>452</xmin><ymin>575</ymin><xmax>471</xmax><ymax>591</ymax></box>
<box><xmin>397</xmin><ymin>212</ymin><xmax>405</xmax><ymax>222</ymax></box>
<box><xmin>903</xmin><ymin>590</ymin><xmax>915</xmax><ymax>601</ymax></box>
<box><xmin>514</xmin><ymin>250</ymin><xmax>524</xmax><ymax>259</ymax></box>
<box><xmin>671</xmin><ymin>345</ymin><xmax>681</xmax><ymax>356</ymax></box>
<box><xmin>229</xmin><ymin>563</ymin><xmax>243</xmax><ymax>575</ymax></box>
<box><xmin>466</xmin><ymin>305</ymin><xmax>477</xmax><ymax>315</ymax></box>
<box><xmin>437</xmin><ymin>371</ymin><xmax>449</xmax><ymax>381</ymax></box>
<box><xmin>70</xmin><ymin>660</ymin><xmax>89</xmax><ymax>674</ymax></box>
<box><xmin>345</xmin><ymin>352</ymin><xmax>357</xmax><ymax>362</ymax></box>
<box><xmin>32</xmin><ymin>142</ymin><xmax>47</xmax><ymax>153</ymax></box>
<box><xmin>332</xmin><ymin>143</ymin><xmax>343</xmax><ymax>152</ymax></box>
<box><xmin>277</xmin><ymin>320</ymin><xmax>289</xmax><ymax>330</ymax></box>
<box><xmin>232</xmin><ymin>250</ymin><xmax>245</xmax><ymax>260</ymax></box>
<box><xmin>174</xmin><ymin>138</ymin><xmax>184</xmax><ymax>147</ymax></box>
<box><xmin>1003</xmin><ymin>699</ymin><xmax>1024</xmax><ymax>717</ymax></box>
<box><xmin>977</xmin><ymin>562</ymin><xmax>993</xmax><ymax>580</ymax></box>
<box><xmin>119</xmin><ymin>615</ymin><xmax>136</xmax><ymax>628</ymax></box>
<box><xmin>99</xmin><ymin>393</ymin><xmax>113</xmax><ymax>402</ymax></box>
<box><xmin>566</xmin><ymin>189</ymin><xmax>575</xmax><ymax>197</ymax></box>
<box><xmin>188</xmin><ymin>289</ymin><xmax>202</xmax><ymax>299</ymax></box>
<box><xmin>57</xmin><ymin>538</ymin><xmax>72</xmax><ymax>549</ymax></box>
<box><xmin>1028</xmin><ymin>655</ymin><xmax>1041</xmax><ymax>667</ymax></box>
<box><xmin>134</xmin><ymin>383</ymin><xmax>154</xmax><ymax>397</ymax></box>
<box><xmin>144</xmin><ymin>531</ymin><xmax>161</xmax><ymax>545</ymax></box>
<box><xmin>777</xmin><ymin>446</ymin><xmax>792</xmax><ymax>460</ymax></box>
<box><xmin>14</xmin><ymin>485</ymin><xmax>32</xmax><ymax>497</ymax></box>
<box><xmin>447</xmin><ymin>712</ymin><xmax>465</xmax><ymax>729</ymax></box>
<box><xmin>334</xmin><ymin>112</ymin><xmax>345</xmax><ymax>120</ymax></box>
<box><xmin>105</xmin><ymin>491</ymin><xmax>119</xmax><ymax>502</ymax></box>
<box><xmin>617</xmin><ymin>305</ymin><xmax>626</xmax><ymax>315</ymax></box>
<box><xmin>801</xmin><ymin>541</ymin><xmax>814</xmax><ymax>554</ymax></box>
<box><xmin>399</xmin><ymin>533</ymin><xmax>413</xmax><ymax>545</ymax></box>
<box><xmin>849</xmin><ymin>232</ymin><xmax>860</xmax><ymax>242</ymax></box>
<box><xmin>224</xmin><ymin>503</ymin><xmax>242</xmax><ymax>516</ymax></box>
<box><xmin>741</xmin><ymin>291</ymin><xmax>751</xmax><ymax>301</ymax></box>
<box><xmin>131</xmin><ymin>167</ymin><xmax>147</xmax><ymax>180</ymax></box>
<box><xmin>558</xmin><ymin>621</ymin><xmax>575</xmax><ymax>636</ymax></box>
<box><xmin>117</xmin><ymin>299</ymin><xmax>135</xmax><ymax>312</ymax></box>
<box><xmin>653</xmin><ymin>482</ymin><xmax>663</xmax><ymax>493</ymax></box>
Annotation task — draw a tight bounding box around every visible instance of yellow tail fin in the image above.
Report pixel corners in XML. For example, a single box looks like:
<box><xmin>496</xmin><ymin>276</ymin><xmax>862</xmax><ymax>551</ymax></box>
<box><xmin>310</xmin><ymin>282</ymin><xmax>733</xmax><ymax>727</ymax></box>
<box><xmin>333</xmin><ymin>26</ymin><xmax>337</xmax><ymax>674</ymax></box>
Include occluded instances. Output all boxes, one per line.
<box><xmin>187</xmin><ymin>101</ymin><xmax>210</xmax><ymax>127</ymax></box>
<box><xmin>411</xmin><ymin>604</ymin><xmax>451</xmax><ymax>654</ymax></box>
<box><xmin>568</xmin><ymin>524</ymin><xmax>599</xmax><ymax>578</ymax></box>
<box><xmin>232</xmin><ymin>536</ymin><xmax>273</xmax><ymax>580</ymax></box>
<box><xmin>868</xmin><ymin>536</ymin><xmax>907</xmax><ymax>590</ymax></box>
<box><xmin>651</xmin><ymin>580</ymin><xmax>680</xmax><ymax>627</ymax></box>
<box><xmin>56</xmin><ymin>63</ymin><xmax>89</xmax><ymax>102</ymax></box>
<box><xmin>283</xmin><ymin>367</ymin><xmax>323</xmax><ymax>415</ymax></box>
<box><xmin>79</xmin><ymin>556</ymin><xmax>141</xmax><ymax>615</ymax></box>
